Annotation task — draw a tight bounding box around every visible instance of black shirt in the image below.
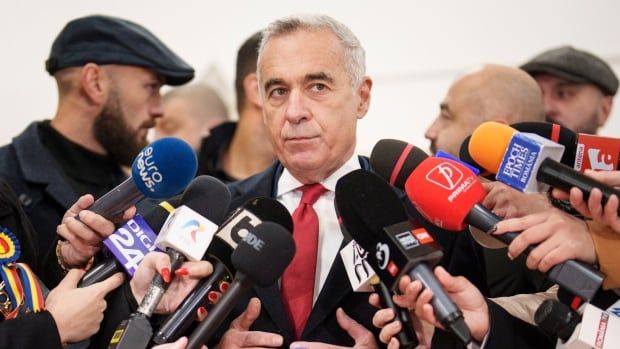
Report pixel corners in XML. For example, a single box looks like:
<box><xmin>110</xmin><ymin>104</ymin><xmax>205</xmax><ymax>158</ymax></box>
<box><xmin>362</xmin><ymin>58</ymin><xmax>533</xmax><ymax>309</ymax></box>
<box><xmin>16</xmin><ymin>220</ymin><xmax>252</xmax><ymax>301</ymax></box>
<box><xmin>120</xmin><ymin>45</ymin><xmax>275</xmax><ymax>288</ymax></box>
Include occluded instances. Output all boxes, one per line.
<box><xmin>38</xmin><ymin>120</ymin><xmax>126</xmax><ymax>199</ymax></box>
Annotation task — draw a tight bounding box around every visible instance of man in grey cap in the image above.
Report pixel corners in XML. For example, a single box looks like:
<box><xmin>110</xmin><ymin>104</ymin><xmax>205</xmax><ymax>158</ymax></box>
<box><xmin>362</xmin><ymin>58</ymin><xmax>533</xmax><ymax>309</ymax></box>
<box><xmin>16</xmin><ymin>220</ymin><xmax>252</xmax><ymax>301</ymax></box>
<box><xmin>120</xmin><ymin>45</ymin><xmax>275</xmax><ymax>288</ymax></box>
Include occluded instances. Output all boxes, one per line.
<box><xmin>521</xmin><ymin>45</ymin><xmax>618</xmax><ymax>134</ymax></box>
<box><xmin>0</xmin><ymin>15</ymin><xmax>194</xmax><ymax>287</ymax></box>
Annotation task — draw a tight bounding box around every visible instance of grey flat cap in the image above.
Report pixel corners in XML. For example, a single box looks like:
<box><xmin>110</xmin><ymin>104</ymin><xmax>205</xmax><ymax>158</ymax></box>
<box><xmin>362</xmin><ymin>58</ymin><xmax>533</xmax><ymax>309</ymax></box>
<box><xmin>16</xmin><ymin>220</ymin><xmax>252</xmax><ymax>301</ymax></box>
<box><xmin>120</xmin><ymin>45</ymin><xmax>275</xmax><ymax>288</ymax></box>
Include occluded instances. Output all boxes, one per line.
<box><xmin>520</xmin><ymin>46</ymin><xmax>618</xmax><ymax>96</ymax></box>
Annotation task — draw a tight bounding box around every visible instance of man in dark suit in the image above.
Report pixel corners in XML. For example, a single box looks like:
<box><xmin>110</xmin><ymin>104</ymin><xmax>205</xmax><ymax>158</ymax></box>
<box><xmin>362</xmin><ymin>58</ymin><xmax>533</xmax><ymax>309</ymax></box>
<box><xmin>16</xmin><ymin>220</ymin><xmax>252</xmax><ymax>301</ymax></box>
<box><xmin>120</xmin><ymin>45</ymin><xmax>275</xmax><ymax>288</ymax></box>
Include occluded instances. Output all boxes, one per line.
<box><xmin>214</xmin><ymin>14</ymin><xmax>486</xmax><ymax>348</ymax></box>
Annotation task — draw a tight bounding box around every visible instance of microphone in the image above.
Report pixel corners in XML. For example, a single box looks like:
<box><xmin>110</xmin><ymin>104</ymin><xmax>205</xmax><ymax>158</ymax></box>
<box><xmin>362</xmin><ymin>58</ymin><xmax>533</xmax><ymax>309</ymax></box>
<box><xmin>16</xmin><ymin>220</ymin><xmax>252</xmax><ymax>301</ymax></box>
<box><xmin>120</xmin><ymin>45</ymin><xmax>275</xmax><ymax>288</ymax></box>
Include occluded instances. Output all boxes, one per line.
<box><xmin>534</xmin><ymin>299</ymin><xmax>581</xmax><ymax>342</ymax></box>
<box><xmin>108</xmin><ymin>176</ymin><xmax>231</xmax><ymax>349</ymax></box>
<box><xmin>468</xmin><ymin>122</ymin><xmax>620</xmax><ymax>213</ymax></box>
<box><xmin>152</xmin><ymin>197</ymin><xmax>293</xmax><ymax>344</ymax></box>
<box><xmin>89</xmin><ymin>137</ymin><xmax>197</xmax><ymax>220</ymax></box>
<box><xmin>509</xmin><ymin>121</ymin><xmax>620</xmax><ymax>172</ymax></box>
<box><xmin>335</xmin><ymin>169</ymin><xmax>471</xmax><ymax>345</ymax></box>
<box><xmin>79</xmin><ymin>174</ymin><xmax>216</xmax><ymax>287</ymax></box>
<box><xmin>551</xmin><ymin>303</ymin><xmax>620</xmax><ymax>348</ymax></box>
<box><xmin>339</xmin><ymin>239</ymin><xmax>419</xmax><ymax>349</ymax></box>
<box><xmin>401</xmin><ymin>154</ymin><xmax>603</xmax><ymax>301</ymax></box>
<box><xmin>186</xmin><ymin>222</ymin><xmax>295</xmax><ymax>349</ymax></box>
<box><xmin>78</xmin><ymin>199</ymin><xmax>176</xmax><ymax>287</ymax></box>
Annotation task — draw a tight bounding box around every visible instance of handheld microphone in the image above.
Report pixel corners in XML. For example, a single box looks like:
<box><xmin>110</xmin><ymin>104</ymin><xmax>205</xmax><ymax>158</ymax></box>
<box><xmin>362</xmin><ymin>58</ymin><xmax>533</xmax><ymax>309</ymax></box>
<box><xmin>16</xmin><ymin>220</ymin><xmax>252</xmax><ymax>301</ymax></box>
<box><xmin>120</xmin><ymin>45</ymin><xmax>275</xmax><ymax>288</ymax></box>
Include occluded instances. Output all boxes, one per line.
<box><xmin>469</xmin><ymin>122</ymin><xmax>620</xmax><ymax>213</ymax></box>
<box><xmin>89</xmin><ymin>137</ymin><xmax>197</xmax><ymax>220</ymax></box>
<box><xmin>108</xmin><ymin>176</ymin><xmax>231</xmax><ymax>349</ymax></box>
<box><xmin>152</xmin><ymin>197</ymin><xmax>293</xmax><ymax>344</ymax></box>
<box><xmin>335</xmin><ymin>169</ymin><xmax>471</xmax><ymax>345</ymax></box>
<box><xmin>186</xmin><ymin>222</ymin><xmax>295</xmax><ymax>349</ymax></box>
<box><xmin>534</xmin><ymin>299</ymin><xmax>581</xmax><ymax>342</ymax></box>
<box><xmin>406</xmin><ymin>155</ymin><xmax>604</xmax><ymax>301</ymax></box>
<box><xmin>78</xmin><ymin>199</ymin><xmax>175</xmax><ymax>287</ymax></box>
<box><xmin>339</xmin><ymin>240</ymin><xmax>419</xmax><ymax>349</ymax></box>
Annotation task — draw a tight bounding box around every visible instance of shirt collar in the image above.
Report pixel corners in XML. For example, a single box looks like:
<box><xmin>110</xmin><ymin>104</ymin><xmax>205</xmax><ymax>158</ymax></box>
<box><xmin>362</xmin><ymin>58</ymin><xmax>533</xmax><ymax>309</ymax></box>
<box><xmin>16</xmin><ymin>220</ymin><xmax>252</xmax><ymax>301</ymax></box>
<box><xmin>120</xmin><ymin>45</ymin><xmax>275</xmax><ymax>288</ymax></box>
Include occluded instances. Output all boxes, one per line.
<box><xmin>277</xmin><ymin>154</ymin><xmax>361</xmax><ymax>197</ymax></box>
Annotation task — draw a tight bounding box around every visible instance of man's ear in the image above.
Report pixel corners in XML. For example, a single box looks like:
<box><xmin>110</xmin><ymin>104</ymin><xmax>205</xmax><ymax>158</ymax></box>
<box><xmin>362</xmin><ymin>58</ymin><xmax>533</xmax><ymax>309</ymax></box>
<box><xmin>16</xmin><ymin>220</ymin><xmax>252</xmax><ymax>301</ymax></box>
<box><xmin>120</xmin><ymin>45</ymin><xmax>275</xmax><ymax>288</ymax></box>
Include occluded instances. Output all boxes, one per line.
<box><xmin>597</xmin><ymin>95</ymin><xmax>613</xmax><ymax>127</ymax></box>
<box><xmin>80</xmin><ymin>63</ymin><xmax>108</xmax><ymax>106</ymax></box>
<box><xmin>244</xmin><ymin>73</ymin><xmax>262</xmax><ymax>109</ymax></box>
<box><xmin>356</xmin><ymin>77</ymin><xmax>372</xmax><ymax>119</ymax></box>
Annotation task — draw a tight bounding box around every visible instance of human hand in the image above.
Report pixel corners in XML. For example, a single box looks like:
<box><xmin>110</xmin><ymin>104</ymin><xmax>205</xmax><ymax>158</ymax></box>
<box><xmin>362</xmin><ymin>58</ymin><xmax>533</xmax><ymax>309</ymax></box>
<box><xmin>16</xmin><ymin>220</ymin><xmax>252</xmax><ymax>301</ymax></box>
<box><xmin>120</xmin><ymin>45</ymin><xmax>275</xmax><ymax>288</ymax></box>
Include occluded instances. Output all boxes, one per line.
<box><xmin>552</xmin><ymin>169</ymin><xmax>620</xmax><ymax>234</ymax></box>
<box><xmin>493</xmin><ymin>207</ymin><xmax>596</xmax><ymax>271</ymax></box>
<box><xmin>370</xmin><ymin>293</ymin><xmax>432</xmax><ymax>349</ymax></box>
<box><xmin>482</xmin><ymin>181</ymin><xmax>551</xmax><ymax>219</ymax></box>
<box><xmin>291</xmin><ymin>308</ymin><xmax>378</xmax><ymax>349</ymax></box>
<box><xmin>46</xmin><ymin>269</ymin><xmax>124</xmax><ymax>343</ymax></box>
<box><xmin>215</xmin><ymin>297</ymin><xmax>283</xmax><ymax>348</ymax></box>
<box><xmin>130</xmin><ymin>251</ymin><xmax>213</xmax><ymax>314</ymax></box>
<box><xmin>151</xmin><ymin>336</ymin><xmax>207</xmax><ymax>349</ymax></box>
<box><xmin>392</xmin><ymin>267</ymin><xmax>489</xmax><ymax>343</ymax></box>
<box><xmin>57</xmin><ymin>194</ymin><xmax>136</xmax><ymax>266</ymax></box>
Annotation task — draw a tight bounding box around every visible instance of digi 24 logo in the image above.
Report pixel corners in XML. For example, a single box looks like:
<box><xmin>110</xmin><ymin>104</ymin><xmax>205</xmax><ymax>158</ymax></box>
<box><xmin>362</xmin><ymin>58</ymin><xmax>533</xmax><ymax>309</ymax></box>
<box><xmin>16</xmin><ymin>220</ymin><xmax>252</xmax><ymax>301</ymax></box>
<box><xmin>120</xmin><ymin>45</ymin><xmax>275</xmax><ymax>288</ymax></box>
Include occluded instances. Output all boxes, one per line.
<box><xmin>105</xmin><ymin>215</ymin><xmax>157</xmax><ymax>276</ymax></box>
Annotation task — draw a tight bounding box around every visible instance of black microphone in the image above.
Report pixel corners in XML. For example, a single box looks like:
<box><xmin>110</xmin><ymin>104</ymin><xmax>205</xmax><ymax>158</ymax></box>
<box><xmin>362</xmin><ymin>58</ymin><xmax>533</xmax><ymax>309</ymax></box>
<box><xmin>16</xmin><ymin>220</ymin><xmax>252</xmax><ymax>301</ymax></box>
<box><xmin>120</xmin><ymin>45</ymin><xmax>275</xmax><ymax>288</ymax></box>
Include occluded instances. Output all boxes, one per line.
<box><xmin>535</xmin><ymin>299</ymin><xmax>581</xmax><ymax>342</ymax></box>
<box><xmin>108</xmin><ymin>176</ymin><xmax>231</xmax><ymax>349</ymax></box>
<box><xmin>335</xmin><ymin>169</ymin><xmax>471</xmax><ymax>345</ymax></box>
<box><xmin>186</xmin><ymin>222</ymin><xmax>295</xmax><ymax>349</ymax></box>
<box><xmin>152</xmin><ymin>197</ymin><xmax>293</xmax><ymax>344</ymax></box>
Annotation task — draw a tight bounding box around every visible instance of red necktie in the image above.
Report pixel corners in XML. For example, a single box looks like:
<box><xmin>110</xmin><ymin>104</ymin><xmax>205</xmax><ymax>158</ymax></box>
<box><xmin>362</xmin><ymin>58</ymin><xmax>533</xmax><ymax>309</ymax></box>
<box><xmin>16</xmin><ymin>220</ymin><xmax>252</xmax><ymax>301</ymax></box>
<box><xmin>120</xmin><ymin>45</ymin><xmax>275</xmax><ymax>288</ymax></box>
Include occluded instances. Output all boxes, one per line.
<box><xmin>281</xmin><ymin>183</ymin><xmax>327</xmax><ymax>339</ymax></box>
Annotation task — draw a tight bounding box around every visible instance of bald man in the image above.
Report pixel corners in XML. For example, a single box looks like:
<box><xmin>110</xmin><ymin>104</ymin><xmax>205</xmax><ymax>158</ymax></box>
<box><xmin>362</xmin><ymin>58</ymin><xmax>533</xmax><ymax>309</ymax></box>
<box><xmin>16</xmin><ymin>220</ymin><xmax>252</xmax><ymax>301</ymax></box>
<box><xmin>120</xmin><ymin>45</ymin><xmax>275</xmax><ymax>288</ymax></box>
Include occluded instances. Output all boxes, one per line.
<box><xmin>424</xmin><ymin>65</ymin><xmax>555</xmax><ymax>298</ymax></box>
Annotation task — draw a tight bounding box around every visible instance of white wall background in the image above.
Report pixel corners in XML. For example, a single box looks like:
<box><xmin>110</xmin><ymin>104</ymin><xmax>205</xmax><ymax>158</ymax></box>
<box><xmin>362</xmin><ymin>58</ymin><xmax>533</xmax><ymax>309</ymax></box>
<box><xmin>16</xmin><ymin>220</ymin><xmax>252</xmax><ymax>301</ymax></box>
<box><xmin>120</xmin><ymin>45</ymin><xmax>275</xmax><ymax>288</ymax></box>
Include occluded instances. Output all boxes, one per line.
<box><xmin>1</xmin><ymin>0</ymin><xmax>619</xmax><ymax>156</ymax></box>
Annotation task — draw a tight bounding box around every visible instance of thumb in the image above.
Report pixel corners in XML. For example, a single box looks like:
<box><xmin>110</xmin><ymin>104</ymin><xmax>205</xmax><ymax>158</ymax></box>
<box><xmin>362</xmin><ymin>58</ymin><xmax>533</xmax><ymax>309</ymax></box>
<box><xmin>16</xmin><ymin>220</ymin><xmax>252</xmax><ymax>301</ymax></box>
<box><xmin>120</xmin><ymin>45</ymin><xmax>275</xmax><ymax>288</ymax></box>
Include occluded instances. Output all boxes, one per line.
<box><xmin>434</xmin><ymin>266</ymin><xmax>467</xmax><ymax>293</ymax></box>
<box><xmin>57</xmin><ymin>268</ymin><xmax>86</xmax><ymax>290</ymax></box>
<box><xmin>233</xmin><ymin>297</ymin><xmax>261</xmax><ymax>331</ymax></box>
<box><xmin>90</xmin><ymin>272</ymin><xmax>125</xmax><ymax>296</ymax></box>
<box><xmin>335</xmin><ymin>308</ymin><xmax>369</xmax><ymax>343</ymax></box>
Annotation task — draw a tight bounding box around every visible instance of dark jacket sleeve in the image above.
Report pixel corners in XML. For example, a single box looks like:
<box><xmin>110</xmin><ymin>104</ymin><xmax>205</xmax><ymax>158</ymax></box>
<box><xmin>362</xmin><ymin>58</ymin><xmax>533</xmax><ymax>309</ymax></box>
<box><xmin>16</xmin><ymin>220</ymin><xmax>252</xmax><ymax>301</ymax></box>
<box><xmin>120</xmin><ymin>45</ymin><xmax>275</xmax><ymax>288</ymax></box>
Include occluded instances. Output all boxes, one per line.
<box><xmin>484</xmin><ymin>300</ymin><xmax>555</xmax><ymax>349</ymax></box>
<box><xmin>0</xmin><ymin>310</ymin><xmax>62</xmax><ymax>349</ymax></box>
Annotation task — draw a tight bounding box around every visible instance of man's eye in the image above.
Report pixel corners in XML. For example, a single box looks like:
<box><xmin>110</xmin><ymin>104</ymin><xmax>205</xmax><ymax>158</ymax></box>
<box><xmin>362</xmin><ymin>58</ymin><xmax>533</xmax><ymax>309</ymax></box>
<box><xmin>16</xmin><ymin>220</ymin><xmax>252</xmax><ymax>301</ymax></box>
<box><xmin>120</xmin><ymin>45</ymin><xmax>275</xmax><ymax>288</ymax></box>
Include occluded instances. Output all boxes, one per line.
<box><xmin>311</xmin><ymin>83</ymin><xmax>326</xmax><ymax>92</ymax></box>
<box><xmin>271</xmin><ymin>88</ymin><xmax>287</xmax><ymax>97</ymax></box>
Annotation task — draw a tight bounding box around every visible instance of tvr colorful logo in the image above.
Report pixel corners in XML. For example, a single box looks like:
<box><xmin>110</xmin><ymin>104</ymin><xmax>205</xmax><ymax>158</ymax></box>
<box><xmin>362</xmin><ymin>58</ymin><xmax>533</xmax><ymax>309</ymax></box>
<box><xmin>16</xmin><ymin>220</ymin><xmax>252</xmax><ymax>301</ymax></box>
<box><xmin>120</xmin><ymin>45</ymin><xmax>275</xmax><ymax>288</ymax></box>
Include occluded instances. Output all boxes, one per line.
<box><xmin>182</xmin><ymin>220</ymin><xmax>206</xmax><ymax>242</ymax></box>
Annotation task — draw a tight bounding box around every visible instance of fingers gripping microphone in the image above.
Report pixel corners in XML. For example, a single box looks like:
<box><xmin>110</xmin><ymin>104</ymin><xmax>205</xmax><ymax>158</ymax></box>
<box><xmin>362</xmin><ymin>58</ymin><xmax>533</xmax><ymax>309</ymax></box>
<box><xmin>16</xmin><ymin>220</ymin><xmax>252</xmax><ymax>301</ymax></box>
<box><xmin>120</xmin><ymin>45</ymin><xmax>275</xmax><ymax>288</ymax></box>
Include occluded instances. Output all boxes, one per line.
<box><xmin>89</xmin><ymin>137</ymin><xmax>197</xmax><ymax>220</ymax></box>
<box><xmin>152</xmin><ymin>197</ymin><xmax>293</xmax><ymax>344</ymax></box>
<box><xmin>108</xmin><ymin>176</ymin><xmax>231</xmax><ymax>349</ymax></box>
<box><xmin>186</xmin><ymin>222</ymin><xmax>295</xmax><ymax>349</ymax></box>
<box><xmin>78</xmin><ymin>198</ymin><xmax>177</xmax><ymax>287</ymax></box>
<box><xmin>469</xmin><ymin>122</ymin><xmax>620</xmax><ymax>213</ymax></box>
<box><xmin>405</xmin><ymin>156</ymin><xmax>604</xmax><ymax>301</ymax></box>
<box><xmin>335</xmin><ymin>169</ymin><xmax>471</xmax><ymax>345</ymax></box>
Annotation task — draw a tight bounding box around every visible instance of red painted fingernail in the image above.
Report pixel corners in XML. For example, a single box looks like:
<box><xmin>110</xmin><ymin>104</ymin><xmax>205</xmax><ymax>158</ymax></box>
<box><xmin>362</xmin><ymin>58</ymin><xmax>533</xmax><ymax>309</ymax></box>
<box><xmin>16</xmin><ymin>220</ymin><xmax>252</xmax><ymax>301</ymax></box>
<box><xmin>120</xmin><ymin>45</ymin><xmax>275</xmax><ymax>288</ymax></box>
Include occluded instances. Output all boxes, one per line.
<box><xmin>197</xmin><ymin>306</ymin><xmax>207</xmax><ymax>315</ymax></box>
<box><xmin>174</xmin><ymin>267</ymin><xmax>189</xmax><ymax>276</ymax></box>
<box><xmin>219</xmin><ymin>281</ymin><xmax>230</xmax><ymax>292</ymax></box>
<box><xmin>160</xmin><ymin>267</ymin><xmax>171</xmax><ymax>283</ymax></box>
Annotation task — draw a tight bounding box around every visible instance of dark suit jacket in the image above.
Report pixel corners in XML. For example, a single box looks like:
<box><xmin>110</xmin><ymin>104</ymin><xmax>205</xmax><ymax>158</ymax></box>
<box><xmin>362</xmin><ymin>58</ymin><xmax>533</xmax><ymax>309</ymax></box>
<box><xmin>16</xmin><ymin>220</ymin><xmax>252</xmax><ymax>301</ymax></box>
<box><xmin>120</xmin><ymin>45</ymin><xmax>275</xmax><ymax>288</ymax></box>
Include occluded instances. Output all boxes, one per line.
<box><xmin>211</xmin><ymin>161</ymin><xmax>487</xmax><ymax>347</ymax></box>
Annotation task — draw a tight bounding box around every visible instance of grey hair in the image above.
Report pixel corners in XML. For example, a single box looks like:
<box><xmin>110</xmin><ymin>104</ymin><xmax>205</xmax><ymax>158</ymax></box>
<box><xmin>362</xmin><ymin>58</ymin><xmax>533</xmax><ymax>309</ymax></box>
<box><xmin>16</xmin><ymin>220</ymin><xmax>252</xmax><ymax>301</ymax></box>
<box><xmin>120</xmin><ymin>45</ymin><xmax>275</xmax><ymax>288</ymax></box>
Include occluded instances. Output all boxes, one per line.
<box><xmin>257</xmin><ymin>14</ymin><xmax>366</xmax><ymax>89</ymax></box>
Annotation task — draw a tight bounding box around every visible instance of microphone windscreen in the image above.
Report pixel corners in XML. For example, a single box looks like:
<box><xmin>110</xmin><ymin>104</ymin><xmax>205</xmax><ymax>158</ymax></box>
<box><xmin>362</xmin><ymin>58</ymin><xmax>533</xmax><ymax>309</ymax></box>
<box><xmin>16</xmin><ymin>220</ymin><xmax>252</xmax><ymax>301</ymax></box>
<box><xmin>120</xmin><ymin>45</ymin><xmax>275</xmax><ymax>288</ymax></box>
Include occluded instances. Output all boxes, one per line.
<box><xmin>142</xmin><ymin>198</ymin><xmax>180</xmax><ymax>231</ymax></box>
<box><xmin>370</xmin><ymin>139</ymin><xmax>428</xmax><ymax>188</ymax></box>
<box><xmin>242</xmin><ymin>197</ymin><xmax>294</xmax><ymax>232</ymax></box>
<box><xmin>511</xmin><ymin>121</ymin><xmax>577</xmax><ymax>166</ymax></box>
<box><xmin>232</xmin><ymin>222</ymin><xmax>294</xmax><ymax>287</ymax></box>
<box><xmin>469</xmin><ymin>122</ymin><xmax>516</xmax><ymax>173</ymax></box>
<box><xmin>405</xmin><ymin>157</ymin><xmax>485</xmax><ymax>231</ymax></box>
<box><xmin>180</xmin><ymin>175</ymin><xmax>231</xmax><ymax>225</ymax></box>
<box><xmin>131</xmin><ymin>137</ymin><xmax>198</xmax><ymax>198</ymax></box>
<box><xmin>335</xmin><ymin>169</ymin><xmax>408</xmax><ymax>251</ymax></box>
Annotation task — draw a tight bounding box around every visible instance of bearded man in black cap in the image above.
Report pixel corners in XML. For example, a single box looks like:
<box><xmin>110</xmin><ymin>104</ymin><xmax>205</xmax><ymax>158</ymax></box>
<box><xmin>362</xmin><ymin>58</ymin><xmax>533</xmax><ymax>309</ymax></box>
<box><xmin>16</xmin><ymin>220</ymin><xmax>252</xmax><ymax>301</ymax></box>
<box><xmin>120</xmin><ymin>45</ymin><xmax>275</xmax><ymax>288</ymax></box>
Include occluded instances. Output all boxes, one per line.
<box><xmin>0</xmin><ymin>15</ymin><xmax>194</xmax><ymax>286</ymax></box>
<box><xmin>521</xmin><ymin>45</ymin><xmax>618</xmax><ymax>135</ymax></box>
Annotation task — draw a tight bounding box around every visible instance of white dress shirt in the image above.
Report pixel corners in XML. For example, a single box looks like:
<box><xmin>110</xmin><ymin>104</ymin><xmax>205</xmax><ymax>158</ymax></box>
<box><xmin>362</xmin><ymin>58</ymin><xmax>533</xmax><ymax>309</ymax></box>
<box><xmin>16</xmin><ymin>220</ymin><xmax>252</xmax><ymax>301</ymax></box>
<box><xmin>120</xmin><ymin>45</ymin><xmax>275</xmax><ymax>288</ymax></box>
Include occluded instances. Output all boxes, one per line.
<box><xmin>277</xmin><ymin>155</ymin><xmax>361</xmax><ymax>304</ymax></box>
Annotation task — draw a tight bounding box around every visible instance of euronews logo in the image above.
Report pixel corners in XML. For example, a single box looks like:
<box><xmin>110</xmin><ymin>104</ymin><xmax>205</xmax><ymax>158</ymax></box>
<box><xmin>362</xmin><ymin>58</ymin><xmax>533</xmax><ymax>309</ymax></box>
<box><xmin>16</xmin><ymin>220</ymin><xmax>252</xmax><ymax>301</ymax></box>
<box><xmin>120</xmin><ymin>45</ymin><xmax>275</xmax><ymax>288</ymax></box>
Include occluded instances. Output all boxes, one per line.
<box><xmin>135</xmin><ymin>146</ymin><xmax>164</xmax><ymax>192</ymax></box>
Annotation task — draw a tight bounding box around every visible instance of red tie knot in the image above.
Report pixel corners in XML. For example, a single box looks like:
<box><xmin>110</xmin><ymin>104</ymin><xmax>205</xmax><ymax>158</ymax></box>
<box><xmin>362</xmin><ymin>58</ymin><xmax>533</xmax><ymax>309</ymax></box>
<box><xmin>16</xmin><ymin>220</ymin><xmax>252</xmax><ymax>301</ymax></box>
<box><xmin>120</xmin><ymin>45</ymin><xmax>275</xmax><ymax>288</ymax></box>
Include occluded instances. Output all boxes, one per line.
<box><xmin>298</xmin><ymin>183</ymin><xmax>327</xmax><ymax>206</ymax></box>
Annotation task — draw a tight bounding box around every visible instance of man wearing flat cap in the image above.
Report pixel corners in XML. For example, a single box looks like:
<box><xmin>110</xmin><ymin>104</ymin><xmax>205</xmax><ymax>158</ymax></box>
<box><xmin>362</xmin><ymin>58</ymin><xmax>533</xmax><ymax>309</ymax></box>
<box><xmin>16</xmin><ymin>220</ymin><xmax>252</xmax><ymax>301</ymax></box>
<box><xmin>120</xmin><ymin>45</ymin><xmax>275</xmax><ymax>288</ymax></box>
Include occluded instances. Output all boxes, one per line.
<box><xmin>521</xmin><ymin>45</ymin><xmax>618</xmax><ymax>134</ymax></box>
<box><xmin>0</xmin><ymin>15</ymin><xmax>194</xmax><ymax>287</ymax></box>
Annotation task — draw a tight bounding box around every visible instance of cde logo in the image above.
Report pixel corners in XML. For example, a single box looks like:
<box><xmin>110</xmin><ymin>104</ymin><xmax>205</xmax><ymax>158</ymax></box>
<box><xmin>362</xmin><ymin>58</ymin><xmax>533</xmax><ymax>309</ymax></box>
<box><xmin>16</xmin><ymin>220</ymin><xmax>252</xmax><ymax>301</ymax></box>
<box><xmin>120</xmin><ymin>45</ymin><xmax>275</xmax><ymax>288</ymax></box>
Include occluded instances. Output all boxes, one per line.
<box><xmin>134</xmin><ymin>146</ymin><xmax>164</xmax><ymax>192</ymax></box>
<box><xmin>181</xmin><ymin>220</ymin><xmax>206</xmax><ymax>243</ymax></box>
<box><xmin>426</xmin><ymin>162</ymin><xmax>463</xmax><ymax>191</ymax></box>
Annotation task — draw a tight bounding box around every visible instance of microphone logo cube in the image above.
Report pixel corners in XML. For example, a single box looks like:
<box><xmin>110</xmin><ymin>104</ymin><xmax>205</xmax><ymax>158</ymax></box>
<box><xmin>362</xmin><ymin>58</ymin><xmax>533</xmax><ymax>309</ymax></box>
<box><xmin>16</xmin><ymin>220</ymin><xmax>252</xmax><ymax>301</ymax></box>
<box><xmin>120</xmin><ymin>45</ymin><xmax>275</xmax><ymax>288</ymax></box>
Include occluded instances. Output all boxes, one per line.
<box><xmin>340</xmin><ymin>240</ymin><xmax>375</xmax><ymax>292</ymax></box>
<box><xmin>497</xmin><ymin>133</ymin><xmax>565</xmax><ymax>192</ymax></box>
<box><xmin>155</xmin><ymin>206</ymin><xmax>218</xmax><ymax>261</ymax></box>
<box><xmin>575</xmin><ymin>134</ymin><xmax>620</xmax><ymax>172</ymax></box>
<box><xmin>104</xmin><ymin>214</ymin><xmax>159</xmax><ymax>276</ymax></box>
<box><xmin>426</xmin><ymin>162</ymin><xmax>463</xmax><ymax>190</ymax></box>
